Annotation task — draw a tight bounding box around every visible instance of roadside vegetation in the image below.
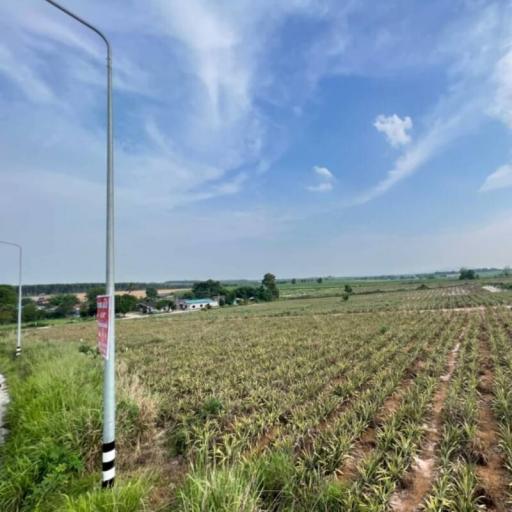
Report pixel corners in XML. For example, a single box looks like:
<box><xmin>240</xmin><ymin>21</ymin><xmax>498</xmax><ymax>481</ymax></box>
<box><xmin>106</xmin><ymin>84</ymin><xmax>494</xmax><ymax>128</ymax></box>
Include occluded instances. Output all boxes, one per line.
<box><xmin>0</xmin><ymin>333</ymin><xmax>157</xmax><ymax>511</ymax></box>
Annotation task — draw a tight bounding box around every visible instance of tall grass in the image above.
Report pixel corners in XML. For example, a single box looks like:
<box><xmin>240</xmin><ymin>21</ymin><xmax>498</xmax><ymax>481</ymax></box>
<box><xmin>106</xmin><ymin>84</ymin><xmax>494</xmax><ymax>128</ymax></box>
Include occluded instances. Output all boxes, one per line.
<box><xmin>177</xmin><ymin>462</ymin><xmax>263</xmax><ymax>512</ymax></box>
<box><xmin>0</xmin><ymin>337</ymin><xmax>151</xmax><ymax>511</ymax></box>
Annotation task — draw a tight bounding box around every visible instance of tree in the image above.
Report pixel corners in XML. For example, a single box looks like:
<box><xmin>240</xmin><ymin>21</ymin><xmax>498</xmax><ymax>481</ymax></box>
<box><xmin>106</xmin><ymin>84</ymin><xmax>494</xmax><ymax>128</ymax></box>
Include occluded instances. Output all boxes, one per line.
<box><xmin>222</xmin><ymin>290</ymin><xmax>235</xmax><ymax>306</ymax></box>
<box><xmin>344</xmin><ymin>284</ymin><xmax>353</xmax><ymax>294</ymax></box>
<box><xmin>503</xmin><ymin>266</ymin><xmax>511</xmax><ymax>277</ymax></box>
<box><xmin>116</xmin><ymin>294</ymin><xmax>138</xmax><ymax>316</ymax></box>
<box><xmin>262</xmin><ymin>273</ymin><xmax>279</xmax><ymax>300</ymax></box>
<box><xmin>0</xmin><ymin>284</ymin><xmax>16</xmax><ymax>324</ymax></box>
<box><xmin>146</xmin><ymin>287</ymin><xmax>158</xmax><ymax>300</ymax></box>
<box><xmin>459</xmin><ymin>268</ymin><xmax>477</xmax><ymax>280</ymax></box>
<box><xmin>23</xmin><ymin>301</ymin><xmax>43</xmax><ymax>323</ymax></box>
<box><xmin>257</xmin><ymin>286</ymin><xmax>273</xmax><ymax>302</ymax></box>
<box><xmin>291</xmin><ymin>278</ymin><xmax>296</xmax><ymax>285</ymax></box>
<box><xmin>317</xmin><ymin>277</ymin><xmax>323</xmax><ymax>284</ymax></box>
<box><xmin>342</xmin><ymin>292</ymin><xmax>350</xmax><ymax>301</ymax></box>
<box><xmin>83</xmin><ymin>286</ymin><xmax>105</xmax><ymax>316</ymax></box>
<box><xmin>234</xmin><ymin>286</ymin><xmax>258</xmax><ymax>300</ymax></box>
<box><xmin>192</xmin><ymin>279</ymin><xmax>223</xmax><ymax>298</ymax></box>
<box><xmin>49</xmin><ymin>294</ymin><xmax>79</xmax><ymax>318</ymax></box>
<box><xmin>0</xmin><ymin>285</ymin><xmax>16</xmax><ymax>307</ymax></box>
<box><xmin>156</xmin><ymin>299</ymin><xmax>171</xmax><ymax>311</ymax></box>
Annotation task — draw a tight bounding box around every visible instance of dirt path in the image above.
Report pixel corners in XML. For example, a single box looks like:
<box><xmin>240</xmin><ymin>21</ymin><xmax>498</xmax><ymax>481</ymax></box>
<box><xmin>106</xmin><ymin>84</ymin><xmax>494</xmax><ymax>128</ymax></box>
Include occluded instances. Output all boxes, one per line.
<box><xmin>0</xmin><ymin>374</ymin><xmax>9</xmax><ymax>445</ymax></box>
<box><xmin>474</xmin><ymin>327</ymin><xmax>509</xmax><ymax>511</ymax></box>
<box><xmin>388</xmin><ymin>337</ymin><xmax>462</xmax><ymax>512</ymax></box>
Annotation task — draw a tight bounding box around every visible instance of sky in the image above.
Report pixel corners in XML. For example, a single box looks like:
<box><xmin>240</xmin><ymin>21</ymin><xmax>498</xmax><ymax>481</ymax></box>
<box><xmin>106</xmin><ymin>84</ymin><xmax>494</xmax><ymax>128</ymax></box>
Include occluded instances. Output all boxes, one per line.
<box><xmin>1</xmin><ymin>0</ymin><xmax>512</xmax><ymax>284</ymax></box>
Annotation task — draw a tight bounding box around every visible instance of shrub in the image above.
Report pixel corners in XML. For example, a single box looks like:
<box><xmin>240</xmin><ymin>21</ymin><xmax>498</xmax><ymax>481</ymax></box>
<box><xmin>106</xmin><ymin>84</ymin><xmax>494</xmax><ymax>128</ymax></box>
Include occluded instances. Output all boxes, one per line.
<box><xmin>59</xmin><ymin>479</ymin><xmax>149</xmax><ymax>512</ymax></box>
<box><xmin>199</xmin><ymin>397</ymin><xmax>223</xmax><ymax>419</ymax></box>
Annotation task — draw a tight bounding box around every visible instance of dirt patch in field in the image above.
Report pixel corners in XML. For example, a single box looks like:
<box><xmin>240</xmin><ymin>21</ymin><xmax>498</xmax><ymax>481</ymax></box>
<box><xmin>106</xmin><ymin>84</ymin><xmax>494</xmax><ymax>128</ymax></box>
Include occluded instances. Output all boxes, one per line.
<box><xmin>388</xmin><ymin>338</ymin><xmax>462</xmax><ymax>512</ymax></box>
<box><xmin>482</xmin><ymin>285</ymin><xmax>501</xmax><ymax>294</ymax></box>
<box><xmin>474</xmin><ymin>330</ymin><xmax>509</xmax><ymax>512</ymax></box>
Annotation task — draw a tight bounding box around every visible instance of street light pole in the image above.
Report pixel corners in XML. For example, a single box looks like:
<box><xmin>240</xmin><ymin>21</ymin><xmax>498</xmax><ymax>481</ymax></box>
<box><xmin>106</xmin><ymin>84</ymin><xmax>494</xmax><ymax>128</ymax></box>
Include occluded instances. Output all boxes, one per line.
<box><xmin>43</xmin><ymin>0</ymin><xmax>116</xmax><ymax>488</ymax></box>
<box><xmin>0</xmin><ymin>241</ymin><xmax>22</xmax><ymax>357</ymax></box>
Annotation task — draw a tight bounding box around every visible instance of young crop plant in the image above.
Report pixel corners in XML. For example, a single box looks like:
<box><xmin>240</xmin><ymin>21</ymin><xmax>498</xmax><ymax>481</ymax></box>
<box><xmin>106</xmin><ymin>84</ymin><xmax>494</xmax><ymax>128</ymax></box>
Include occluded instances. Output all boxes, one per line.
<box><xmin>253</xmin><ymin>314</ymin><xmax>463</xmax><ymax>510</ymax></box>
<box><xmin>319</xmin><ymin>316</ymin><xmax>470</xmax><ymax>511</ymax></box>
<box><xmin>485</xmin><ymin>308</ymin><xmax>512</xmax><ymax>509</ymax></box>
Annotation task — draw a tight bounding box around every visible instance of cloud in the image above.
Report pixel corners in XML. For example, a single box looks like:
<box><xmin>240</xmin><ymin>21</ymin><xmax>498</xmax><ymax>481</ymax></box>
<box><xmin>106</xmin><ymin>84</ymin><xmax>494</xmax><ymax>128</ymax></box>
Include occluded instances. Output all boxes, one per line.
<box><xmin>307</xmin><ymin>182</ymin><xmax>333</xmax><ymax>192</ymax></box>
<box><xmin>489</xmin><ymin>49</ymin><xmax>512</xmax><ymax>128</ymax></box>
<box><xmin>353</xmin><ymin>105</ymin><xmax>477</xmax><ymax>205</ymax></box>
<box><xmin>374</xmin><ymin>114</ymin><xmax>412</xmax><ymax>147</ymax></box>
<box><xmin>351</xmin><ymin>3</ymin><xmax>512</xmax><ymax>206</ymax></box>
<box><xmin>344</xmin><ymin>3</ymin><xmax>512</xmax><ymax>206</ymax></box>
<box><xmin>480</xmin><ymin>164</ymin><xmax>512</xmax><ymax>192</ymax></box>
<box><xmin>2</xmin><ymin>0</ymin><xmax>512</xmax><ymax>283</ymax></box>
<box><xmin>307</xmin><ymin>165</ymin><xmax>334</xmax><ymax>192</ymax></box>
<box><xmin>0</xmin><ymin>45</ymin><xmax>56</xmax><ymax>104</ymax></box>
<box><xmin>313</xmin><ymin>166</ymin><xmax>333</xmax><ymax>179</ymax></box>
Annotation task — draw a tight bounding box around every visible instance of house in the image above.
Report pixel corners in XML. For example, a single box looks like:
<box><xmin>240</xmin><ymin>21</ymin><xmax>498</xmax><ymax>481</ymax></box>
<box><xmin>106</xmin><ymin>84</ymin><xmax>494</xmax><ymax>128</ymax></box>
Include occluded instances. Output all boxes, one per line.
<box><xmin>177</xmin><ymin>298</ymin><xmax>219</xmax><ymax>311</ymax></box>
<box><xmin>36</xmin><ymin>294</ymin><xmax>50</xmax><ymax>307</ymax></box>
<box><xmin>137</xmin><ymin>303</ymin><xmax>157</xmax><ymax>314</ymax></box>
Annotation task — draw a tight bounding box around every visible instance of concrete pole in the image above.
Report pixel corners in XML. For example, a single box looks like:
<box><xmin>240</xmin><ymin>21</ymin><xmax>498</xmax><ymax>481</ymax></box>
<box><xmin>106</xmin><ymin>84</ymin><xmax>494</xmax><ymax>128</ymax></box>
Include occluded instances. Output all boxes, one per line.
<box><xmin>0</xmin><ymin>241</ymin><xmax>22</xmax><ymax>357</ymax></box>
<box><xmin>43</xmin><ymin>0</ymin><xmax>116</xmax><ymax>488</ymax></box>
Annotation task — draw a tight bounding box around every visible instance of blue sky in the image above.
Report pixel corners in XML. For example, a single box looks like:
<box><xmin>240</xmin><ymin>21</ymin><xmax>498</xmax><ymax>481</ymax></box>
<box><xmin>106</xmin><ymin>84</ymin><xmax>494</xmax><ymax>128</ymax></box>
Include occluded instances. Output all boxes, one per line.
<box><xmin>1</xmin><ymin>0</ymin><xmax>512</xmax><ymax>283</ymax></box>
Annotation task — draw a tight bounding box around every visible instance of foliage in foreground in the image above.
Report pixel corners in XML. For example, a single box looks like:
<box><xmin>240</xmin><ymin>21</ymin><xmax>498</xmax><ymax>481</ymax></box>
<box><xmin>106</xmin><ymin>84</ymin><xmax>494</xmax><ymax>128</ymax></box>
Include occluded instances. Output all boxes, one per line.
<box><xmin>177</xmin><ymin>459</ymin><xmax>262</xmax><ymax>512</ymax></box>
<box><xmin>0</xmin><ymin>337</ymin><xmax>151</xmax><ymax>512</ymax></box>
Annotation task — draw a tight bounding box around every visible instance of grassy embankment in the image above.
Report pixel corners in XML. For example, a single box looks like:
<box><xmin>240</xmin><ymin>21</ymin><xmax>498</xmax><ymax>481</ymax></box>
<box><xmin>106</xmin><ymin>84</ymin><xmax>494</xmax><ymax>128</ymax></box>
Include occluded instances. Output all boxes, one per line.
<box><xmin>0</xmin><ymin>331</ymin><xmax>159</xmax><ymax>511</ymax></box>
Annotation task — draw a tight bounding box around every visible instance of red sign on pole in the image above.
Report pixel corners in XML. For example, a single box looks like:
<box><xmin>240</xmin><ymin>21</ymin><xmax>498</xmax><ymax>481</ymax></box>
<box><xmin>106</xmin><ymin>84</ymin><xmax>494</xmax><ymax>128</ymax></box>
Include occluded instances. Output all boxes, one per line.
<box><xmin>96</xmin><ymin>295</ymin><xmax>110</xmax><ymax>359</ymax></box>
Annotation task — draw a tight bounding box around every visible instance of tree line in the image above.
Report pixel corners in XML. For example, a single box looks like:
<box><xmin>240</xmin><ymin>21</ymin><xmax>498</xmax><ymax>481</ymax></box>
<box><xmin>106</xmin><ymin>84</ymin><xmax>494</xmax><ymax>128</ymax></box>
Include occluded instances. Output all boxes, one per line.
<box><xmin>182</xmin><ymin>273</ymin><xmax>280</xmax><ymax>305</ymax></box>
<box><xmin>20</xmin><ymin>281</ymin><xmax>193</xmax><ymax>296</ymax></box>
<box><xmin>0</xmin><ymin>272</ymin><xmax>280</xmax><ymax>324</ymax></box>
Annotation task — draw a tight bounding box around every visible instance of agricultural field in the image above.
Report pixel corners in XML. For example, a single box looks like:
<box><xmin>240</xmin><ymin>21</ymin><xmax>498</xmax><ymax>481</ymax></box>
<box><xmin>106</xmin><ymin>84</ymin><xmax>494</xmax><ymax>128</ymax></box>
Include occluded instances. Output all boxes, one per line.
<box><xmin>1</xmin><ymin>281</ymin><xmax>512</xmax><ymax>510</ymax></box>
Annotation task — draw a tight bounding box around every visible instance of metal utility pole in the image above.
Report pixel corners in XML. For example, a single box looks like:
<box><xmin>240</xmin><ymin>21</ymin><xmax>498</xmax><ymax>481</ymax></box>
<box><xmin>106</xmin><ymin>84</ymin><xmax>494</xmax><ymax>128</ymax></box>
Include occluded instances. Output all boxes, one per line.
<box><xmin>0</xmin><ymin>241</ymin><xmax>22</xmax><ymax>357</ymax></box>
<box><xmin>43</xmin><ymin>0</ymin><xmax>116</xmax><ymax>488</ymax></box>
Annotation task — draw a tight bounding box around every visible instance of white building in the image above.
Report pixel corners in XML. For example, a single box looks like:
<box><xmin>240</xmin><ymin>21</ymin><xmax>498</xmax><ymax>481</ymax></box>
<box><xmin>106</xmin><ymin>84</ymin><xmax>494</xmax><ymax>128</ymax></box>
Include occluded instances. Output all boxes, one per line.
<box><xmin>178</xmin><ymin>298</ymin><xmax>219</xmax><ymax>311</ymax></box>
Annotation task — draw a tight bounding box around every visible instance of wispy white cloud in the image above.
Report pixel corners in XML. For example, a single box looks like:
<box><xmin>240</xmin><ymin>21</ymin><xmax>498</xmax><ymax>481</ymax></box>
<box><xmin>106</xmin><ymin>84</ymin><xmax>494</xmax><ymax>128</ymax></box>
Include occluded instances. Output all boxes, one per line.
<box><xmin>307</xmin><ymin>182</ymin><xmax>334</xmax><ymax>192</ymax></box>
<box><xmin>0</xmin><ymin>45</ymin><xmax>56</xmax><ymax>104</ymax></box>
<box><xmin>351</xmin><ymin>2</ymin><xmax>512</xmax><ymax>206</ymax></box>
<box><xmin>353</xmin><ymin>100</ymin><xmax>481</xmax><ymax>205</ymax></box>
<box><xmin>2</xmin><ymin>0</ymin><xmax>512</xmax><ymax>282</ymax></box>
<box><xmin>489</xmin><ymin>48</ymin><xmax>512</xmax><ymax>128</ymax></box>
<box><xmin>374</xmin><ymin>114</ymin><xmax>412</xmax><ymax>147</ymax></box>
<box><xmin>480</xmin><ymin>164</ymin><xmax>512</xmax><ymax>192</ymax></box>
<box><xmin>307</xmin><ymin>165</ymin><xmax>334</xmax><ymax>192</ymax></box>
<box><xmin>313</xmin><ymin>165</ymin><xmax>333</xmax><ymax>180</ymax></box>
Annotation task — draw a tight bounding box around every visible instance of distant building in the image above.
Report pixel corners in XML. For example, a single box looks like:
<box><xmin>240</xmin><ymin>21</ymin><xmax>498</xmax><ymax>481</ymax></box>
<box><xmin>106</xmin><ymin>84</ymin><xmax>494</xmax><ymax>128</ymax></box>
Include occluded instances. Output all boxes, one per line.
<box><xmin>36</xmin><ymin>294</ymin><xmax>50</xmax><ymax>307</ymax></box>
<box><xmin>177</xmin><ymin>298</ymin><xmax>219</xmax><ymax>311</ymax></box>
<box><xmin>137</xmin><ymin>303</ymin><xmax>157</xmax><ymax>314</ymax></box>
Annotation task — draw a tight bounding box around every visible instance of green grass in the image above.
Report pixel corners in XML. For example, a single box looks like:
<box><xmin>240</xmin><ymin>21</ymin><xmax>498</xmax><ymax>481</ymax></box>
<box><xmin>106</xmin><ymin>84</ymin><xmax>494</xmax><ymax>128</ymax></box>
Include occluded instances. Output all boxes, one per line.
<box><xmin>177</xmin><ymin>460</ymin><xmax>262</xmax><ymax>512</ymax></box>
<box><xmin>0</xmin><ymin>335</ymin><xmax>151</xmax><ymax>512</ymax></box>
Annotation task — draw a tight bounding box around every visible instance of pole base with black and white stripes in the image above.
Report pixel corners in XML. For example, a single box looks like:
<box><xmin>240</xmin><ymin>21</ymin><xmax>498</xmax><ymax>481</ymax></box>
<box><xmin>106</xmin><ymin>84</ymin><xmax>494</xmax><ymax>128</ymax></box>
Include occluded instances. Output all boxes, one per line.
<box><xmin>15</xmin><ymin>346</ymin><xmax>21</xmax><ymax>357</ymax></box>
<box><xmin>102</xmin><ymin>440</ymin><xmax>115</xmax><ymax>488</ymax></box>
